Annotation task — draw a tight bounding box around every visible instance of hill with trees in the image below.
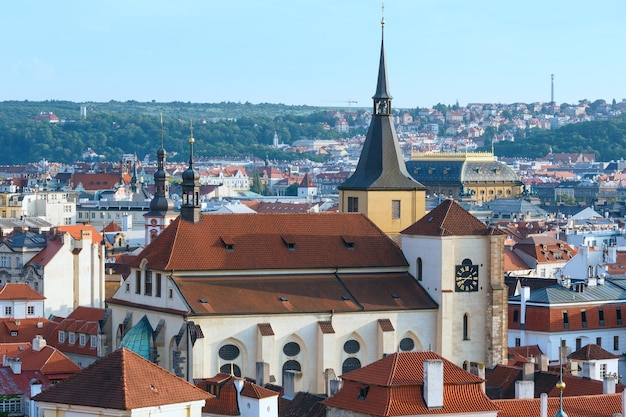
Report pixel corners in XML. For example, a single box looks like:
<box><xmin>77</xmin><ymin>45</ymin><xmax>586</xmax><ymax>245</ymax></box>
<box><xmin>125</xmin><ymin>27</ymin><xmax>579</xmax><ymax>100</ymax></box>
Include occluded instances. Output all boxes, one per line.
<box><xmin>0</xmin><ymin>100</ymin><xmax>363</xmax><ymax>165</ymax></box>
<box><xmin>492</xmin><ymin>116</ymin><xmax>626</xmax><ymax>161</ymax></box>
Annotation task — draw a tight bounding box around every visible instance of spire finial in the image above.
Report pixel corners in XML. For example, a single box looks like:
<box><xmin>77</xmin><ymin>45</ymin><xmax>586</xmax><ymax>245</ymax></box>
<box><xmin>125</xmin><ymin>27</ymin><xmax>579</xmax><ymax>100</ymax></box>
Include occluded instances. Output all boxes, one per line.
<box><xmin>381</xmin><ymin>3</ymin><xmax>385</xmax><ymax>26</ymax></box>
<box><xmin>160</xmin><ymin>113</ymin><xmax>164</xmax><ymax>150</ymax></box>
<box><xmin>188</xmin><ymin>120</ymin><xmax>195</xmax><ymax>168</ymax></box>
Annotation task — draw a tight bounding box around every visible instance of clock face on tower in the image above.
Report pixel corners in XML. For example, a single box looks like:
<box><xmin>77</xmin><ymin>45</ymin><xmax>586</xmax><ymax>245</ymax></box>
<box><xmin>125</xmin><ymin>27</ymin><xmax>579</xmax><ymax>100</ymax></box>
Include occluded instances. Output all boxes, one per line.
<box><xmin>455</xmin><ymin>260</ymin><xmax>479</xmax><ymax>292</ymax></box>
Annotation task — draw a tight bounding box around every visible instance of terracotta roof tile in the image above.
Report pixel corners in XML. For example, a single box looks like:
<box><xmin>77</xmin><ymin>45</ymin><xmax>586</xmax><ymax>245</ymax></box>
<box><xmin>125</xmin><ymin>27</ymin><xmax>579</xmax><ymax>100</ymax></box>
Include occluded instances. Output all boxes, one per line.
<box><xmin>58</xmin><ymin>224</ymin><xmax>103</xmax><ymax>244</ymax></box>
<box><xmin>324</xmin><ymin>351</ymin><xmax>498</xmax><ymax>415</ymax></box>
<box><xmin>134</xmin><ymin>213</ymin><xmax>407</xmax><ymax>271</ymax></box>
<box><xmin>378</xmin><ymin>318</ymin><xmax>395</xmax><ymax>332</ymax></box>
<box><xmin>493</xmin><ymin>393</ymin><xmax>623</xmax><ymax>417</ymax></box>
<box><xmin>0</xmin><ymin>283</ymin><xmax>45</xmax><ymax>300</ymax></box>
<box><xmin>568</xmin><ymin>343</ymin><xmax>620</xmax><ymax>360</ymax></box>
<box><xmin>34</xmin><ymin>348</ymin><xmax>212</xmax><ymax>409</ymax></box>
<box><xmin>258</xmin><ymin>323</ymin><xmax>275</xmax><ymax>336</ymax></box>
<box><xmin>401</xmin><ymin>199</ymin><xmax>501</xmax><ymax>236</ymax></box>
<box><xmin>318</xmin><ymin>321</ymin><xmax>335</xmax><ymax>334</ymax></box>
<box><xmin>0</xmin><ymin>318</ymin><xmax>58</xmax><ymax>344</ymax></box>
<box><xmin>171</xmin><ymin>273</ymin><xmax>436</xmax><ymax>315</ymax></box>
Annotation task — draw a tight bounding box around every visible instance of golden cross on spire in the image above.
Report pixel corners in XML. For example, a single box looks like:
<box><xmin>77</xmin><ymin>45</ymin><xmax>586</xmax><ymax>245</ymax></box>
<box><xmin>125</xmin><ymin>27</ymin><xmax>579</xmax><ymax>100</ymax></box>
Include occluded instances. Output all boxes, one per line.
<box><xmin>189</xmin><ymin>120</ymin><xmax>194</xmax><ymax>143</ymax></box>
<box><xmin>381</xmin><ymin>2</ymin><xmax>385</xmax><ymax>25</ymax></box>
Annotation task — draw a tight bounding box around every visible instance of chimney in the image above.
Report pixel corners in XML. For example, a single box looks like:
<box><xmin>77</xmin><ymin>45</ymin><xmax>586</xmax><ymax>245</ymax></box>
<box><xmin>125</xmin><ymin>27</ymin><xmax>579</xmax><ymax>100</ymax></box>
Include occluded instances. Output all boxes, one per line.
<box><xmin>30</xmin><ymin>379</ymin><xmax>43</xmax><ymax>397</ymax></box>
<box><xmin>282</xmin><ymin>370</ymin><xmax>302</xmax><ymax>400</ymax></box>
<box><xmin>423</xmin><ymin>359</ymin><xmax>444</xmax><ymax>409</ymax></box>
<box><xmin>9</xmin><ymin>357</ymin><xmax>21</xmax><ymax>374</ymax></box>
<box><xmin>520</xmin><ymin>286</ymin><xmax>530</xmax><ymax>330</ymax></box>
<box><xmin>32</xmin><ymin>335</ymin><xmax>46</xmax><ymax>352</ymax></box>
<box><xmin>604</xmin><ymin>375</ymin><xmax>617</xmax><ymax>394</ymax></box>
<box><xmin>538</xmin><ymin>354</ymin><xmax>549</xmax><ymax>372</ymax></box>
<box><xmin>582</xmin><ymin>361</ymin><xmax>596</xmax><ymax>379</ymax></box>
<box><xmin>522</xmin><ymin>361</ymin><xmax>535</xmax><ymax>381</ymax></box>
<box><xmin>515</xmin><ymin>380</ymin><xmax>535</xmax><ymax>399</ymax></box>
<box><xmin>256</xmin><ymin>362</ymin><xmax>269</xmax><ymax>386</ymax></box>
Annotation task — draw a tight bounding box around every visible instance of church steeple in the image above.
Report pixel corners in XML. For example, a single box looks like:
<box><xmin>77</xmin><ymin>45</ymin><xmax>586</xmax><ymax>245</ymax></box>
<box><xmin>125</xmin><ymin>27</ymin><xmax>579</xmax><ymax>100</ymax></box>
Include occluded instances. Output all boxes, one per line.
<box><xmin>338</xmin><ymin>10</ymin><xmax>426</xmax><ymax>236</ymax></box>
<box><xmin>144</xmin><ymin>114</ymin><xmax>177</xmax><ymax>244</ymax></box>
<box><xmin>339</xmin><ymin>14</ymin><xmax>424</xmax><ymax>192</ymax></box>
<box><xmin>181</xmin><ymin>121</ymin><xmax>201</xmax><ymax>223</ymax></box>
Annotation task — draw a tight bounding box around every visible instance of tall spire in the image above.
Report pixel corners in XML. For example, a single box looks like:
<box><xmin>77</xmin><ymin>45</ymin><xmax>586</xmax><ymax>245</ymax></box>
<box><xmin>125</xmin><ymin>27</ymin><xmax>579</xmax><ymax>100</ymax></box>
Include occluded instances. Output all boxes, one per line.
<box><xmin>181</xmin><ymin>120</ymin><xmax>201</xmax><ymax>223</ymax></box>
<box><xmin>338</xmin><ymin>11</ymin><xmax>424</xmax><ymax>191</ymax></box>
<box><xmin>149</xmin><ymin>113</ymin><xmax>173</xmax><ymax>213</ymax></box>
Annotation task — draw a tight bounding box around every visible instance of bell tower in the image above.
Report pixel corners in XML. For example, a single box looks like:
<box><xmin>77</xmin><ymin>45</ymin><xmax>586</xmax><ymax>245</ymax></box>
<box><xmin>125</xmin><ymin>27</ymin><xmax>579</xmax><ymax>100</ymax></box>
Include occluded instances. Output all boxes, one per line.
<box><xmin>338</xmin><ymin>13</ymin><xmax>426</xmax><ymax>237</ymax></box>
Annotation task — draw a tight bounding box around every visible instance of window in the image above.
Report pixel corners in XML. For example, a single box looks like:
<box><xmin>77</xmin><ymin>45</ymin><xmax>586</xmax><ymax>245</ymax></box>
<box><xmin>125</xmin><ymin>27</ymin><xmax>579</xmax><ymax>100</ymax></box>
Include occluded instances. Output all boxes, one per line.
<box><xmin>155</xmin><ymin>273</ymin><xmax>162</xmax><ymax>297</ymax></box>
<box><xmin>219</xmin><ymin>344</ymin><xmax>240</xmax><ymax>361</ymax></box>
<box><xmin>91</xmin><ymin>335</ymin><xmax>97</xmax><ymax>348</ymax></box>
<box><xmin>599</xmin><ymin>308</ymin><xmax>605</xmax><ymax>326</ymax></box>
<box><xmin>0</xmin><ymin>256</ymin><xmax>9</xmax><ymax>268</ymax></box>
<box><xmin>144</xmin><ymin>270</ymin><xmax>152</xmax><ymax>296</ymax></box>
<box><xmin>399</xmin><ymin>338</ymin><xmax>415</xmax><ymax>351</ymax></box>
<box><xmin>343</xmin><ymin>340</ymin><xmax>360</xmax><ymax>354</ymax></box>
<box><xmin>513</xmin><ymin>309</ymin><xmax>519</xmax><ymax>323</ymax></box>
<box><xmin>342</xmin><ymin>357</ymin><xmax>361</xmax><ymax>374</ymax></box>
<box><xmin>220</xmin><ymin>363</ymin><xmax>241</xmax><ymax>377</ymax></box>
<box><xmin>0</xmin><ymin>398</ymin><xmax>21</xmax><ymax>413</ymax></box>
<box><xmin>596</xmin><ymin>337</ymin><xmax>602</xmax><ymax>347</ymax></box>
<box><xmin>562</xmin><ymin>311</ymin><xmax>569</xmax><ymax>329</ymax></box>
<box><xmin>126</xmin><ymin>282</ymin><xmax>130</xmax><ymax>292</ymax></box>
<box><xmin>463</xmin><ymin>313</ymin><xmax>470</xmax><ymax>340</ymax></box>
<box><xmin>581</xmin><ymin>310</ymin><xmax>588</xmax><ymax>328</ymax></box>
<box><xmin>391</xmin><ymin>200</ymin><xmax>401</xmax><ymax>219</ymax></box>
<box><xmin>79</xmin><ymin>334</ymin><xmax>86</xmax><ymax>346</ymax></box>
<box><xmin>617</xmin><ymin>307</ymin><xmax>623</xmax><ymax>325</ymax></box>
<box><xmin>27</xmin><ymin>305</ymin><xmax>34</xmax><ymax>315</ymax></box>
<box><xmin>68</xmin><ymin>332</ymin><xmax>76</xmax><ymax>344</ymax></box>
<box><xmin>4</xmin><ymin>306</ymin><xmax>11</xmax><ymax>316</ymax></box>
<box><xmin>135</xmin><ymin>271</ymin><xmax>141</xmax><ymax>294</ymax></box>
<box><xmin>347</xmin><ymin>197</ymin><xmax>359</xmax><ymax>213</ymax></box>
<box><xmin>614</xmin><ymin>336</ymin><xmax>619</xmax><ymax>351</ymax></box>
<box><xmin>600</xmin><ymin>363</ymin><xmax>607</xmax><ymax>378</ymax></box>
<box><xmin>515</xmin><ymin>337</ymin><xmax>521</xmax><ymax>347</ymax></box>
<box><xmin>169</xmin><ymin>288</ymin><xmax>173</xmax><ymax>298</ymax></box>
<box><xmin>576</xmin><ymin>338</ymin><xmax>582</xmax><ymax>351</ymax></box>
<box><xmin>283</xmin><ymin>342</ymin><xmax>301</xmax><ymax>357</ymax></box>
<box><xmin>416</xmin><ymin>257</ymin><xmax>423</xmax><ymax>281</ymax></box>
<box><xmin>58</xmin><ymin>331</ymin><xmax>66</xmax><ymax>343</ymax></box>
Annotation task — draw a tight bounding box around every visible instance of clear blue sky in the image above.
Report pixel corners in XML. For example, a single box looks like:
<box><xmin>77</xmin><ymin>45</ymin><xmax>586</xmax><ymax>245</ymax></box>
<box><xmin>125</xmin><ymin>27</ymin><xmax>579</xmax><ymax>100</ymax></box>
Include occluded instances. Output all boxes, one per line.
<box><xmin>2</xmin><ymin>1</ymin><xmax>624</xmax><ymax>109</ymax></box>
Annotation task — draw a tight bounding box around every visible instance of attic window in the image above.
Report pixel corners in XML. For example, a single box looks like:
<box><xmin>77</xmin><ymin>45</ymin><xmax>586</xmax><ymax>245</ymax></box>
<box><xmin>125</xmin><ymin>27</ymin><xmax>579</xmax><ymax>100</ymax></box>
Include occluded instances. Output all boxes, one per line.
<box><xmin>199</xmin><ymin>298</ymin><xmax>208</xmax><ymax>303</ymax></box>
<box><xmin>391</xmin><ymin>293</ymin><xmax>400</xmax><ymax>299</ymax></box>
<box><xmin>342</xmin><ymin>235</ymin><xmax>355</xmax><ymax>249</ymax></box>
<box><xmin>358</xmin><ymin>386</ymin><xmax>369</xmax><ymax>400</ymax></box>
<box><xmin>282</xmin><ymin>235</ymin><xmax>296</xmax><ymax>250</ymax></box>
<box><xmin>342</xmin><ymin>295</ymin><xmax>350</xmax><ymax>301</ymax></box>
<box><xmin>220</xmin><ymin>236</ymin><xmax>235</xmax><ymax>252</ymax></box>
<box><xmin>279</xmin><ymin>296</ymin><xmax>288</xmax><ymax>302</ymax></box>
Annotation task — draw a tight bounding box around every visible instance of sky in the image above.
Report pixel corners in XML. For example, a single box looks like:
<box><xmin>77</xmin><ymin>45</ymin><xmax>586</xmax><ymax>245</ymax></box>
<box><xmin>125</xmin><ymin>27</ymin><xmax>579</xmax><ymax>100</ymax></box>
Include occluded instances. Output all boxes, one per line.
<box><xmin>2</xmin><ymin>1</ymin><xmax>625</xmax><ymax>109</ymax></box>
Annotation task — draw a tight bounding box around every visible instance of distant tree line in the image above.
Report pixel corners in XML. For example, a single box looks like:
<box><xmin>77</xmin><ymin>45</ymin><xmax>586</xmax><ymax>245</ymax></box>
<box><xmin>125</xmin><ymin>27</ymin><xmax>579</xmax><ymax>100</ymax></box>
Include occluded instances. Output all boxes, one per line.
<box><xmin>0</xmin><ymin>100</ymin><xmax>364</xmax><ymax>165</ymax></box>
<box><xmin>485</xmin><ymin>116</ymin><xmax>626</xmax><ymax>161</ymax></box>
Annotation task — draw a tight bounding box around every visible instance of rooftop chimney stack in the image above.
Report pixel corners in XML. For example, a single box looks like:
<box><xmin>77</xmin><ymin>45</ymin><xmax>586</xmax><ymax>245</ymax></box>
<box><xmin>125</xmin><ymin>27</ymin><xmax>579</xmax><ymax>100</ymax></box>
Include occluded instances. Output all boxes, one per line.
<box><xmin>423</xmin><ymin>359</ymin><xmax>444</xmax><ymax>409</ymax></box>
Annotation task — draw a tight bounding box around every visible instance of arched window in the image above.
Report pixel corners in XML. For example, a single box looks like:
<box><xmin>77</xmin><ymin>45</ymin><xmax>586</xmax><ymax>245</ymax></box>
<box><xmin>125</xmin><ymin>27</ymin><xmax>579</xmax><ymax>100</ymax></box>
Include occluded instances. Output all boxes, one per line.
<box><xmin>218</xmin><ymin>344</ymin><xmax>240</xmax><ymax>361</ymax></box>
<box><xmin>342</xmin><ymin>357</ymin><xmax>361</xmax><ymax>374</ymax></box>
<box><xmin>417</xmin><ymin>257</ymin><xmax>423</xmax><ymax>281</ymax></box>
<box><xmin>220</xmin><ymin>363</ymin><xmax>241</xmax><ymax>377</ymax></box>
<box><xmin>282</xmin><ymin>360</ymin><xmax>301</xmax><ymax>373</ymax></box>
<box><xmin>463</xmin><ymin>313</ymin><xmax>470</xmax><ymax>340</ymax></box>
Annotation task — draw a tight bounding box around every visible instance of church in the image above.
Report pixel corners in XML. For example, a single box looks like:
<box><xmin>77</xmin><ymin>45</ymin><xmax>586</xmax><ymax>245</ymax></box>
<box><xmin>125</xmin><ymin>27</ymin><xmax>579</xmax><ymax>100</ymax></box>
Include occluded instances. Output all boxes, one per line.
<box><xmin>106</xmin><ymin>17</ymin><xmax>507</xmax><ymax>394</ymax></box>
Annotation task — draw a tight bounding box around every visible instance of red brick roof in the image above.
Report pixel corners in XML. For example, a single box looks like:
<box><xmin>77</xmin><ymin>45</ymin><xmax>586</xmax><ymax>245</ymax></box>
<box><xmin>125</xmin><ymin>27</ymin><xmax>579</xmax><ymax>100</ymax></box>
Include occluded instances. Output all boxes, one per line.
<box><xmin>0</xmin><ymin>283</ymin><xmax>45</xmax><ymax>300</ymax></box>
<box><xmin>134</xmin><ymin>213</ymin><xmax>408</xmax><ymax>271</ymax></box>
<box><xmin>33</xmin><ymin>348</ymin><xmax>212</xmax><ymax>409</ymax></box>
<box><xmin>323</xmin><ymin>351</ymin><xmax>499</xmax><ymax>415</ymax></box>
<box><xmin>493</xmin><ymin>393</ymin><xmax>622</xmax><ymax>417</ymax></box>
<box><xmin>401</xmin><ymin>199</ymin><xmax>501</xmax><ymax>236</ymax></box>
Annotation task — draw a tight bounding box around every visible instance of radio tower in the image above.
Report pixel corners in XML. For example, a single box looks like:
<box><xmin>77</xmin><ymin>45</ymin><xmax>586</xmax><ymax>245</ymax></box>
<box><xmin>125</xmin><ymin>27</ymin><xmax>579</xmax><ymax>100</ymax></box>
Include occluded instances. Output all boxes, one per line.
<box><xmin>551</xmin><ymin>74</ymin><xmax>555</xmax><ymax>105</ymax></box>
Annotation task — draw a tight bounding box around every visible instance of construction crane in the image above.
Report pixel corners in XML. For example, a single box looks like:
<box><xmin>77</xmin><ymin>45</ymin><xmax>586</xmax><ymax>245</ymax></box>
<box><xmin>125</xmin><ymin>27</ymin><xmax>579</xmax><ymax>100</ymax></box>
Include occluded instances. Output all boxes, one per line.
<box><xmin>323</xmin><ymin>100</ymin><xmax>358</xmax><ymax>113</ymax></box>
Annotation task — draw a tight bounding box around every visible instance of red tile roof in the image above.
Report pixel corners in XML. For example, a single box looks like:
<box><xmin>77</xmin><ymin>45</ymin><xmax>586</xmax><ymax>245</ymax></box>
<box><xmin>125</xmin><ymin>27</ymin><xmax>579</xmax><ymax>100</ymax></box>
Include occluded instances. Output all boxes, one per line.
<box><xmin>401</xmin><ymin>199</ymin><xmax>501</xmax><ymax>236</ymax></box>
<box><xmin>171</xmin><ymin>272</ymin><xmax>436</xmax><ymax>315</ymax></box>
<box><xmin>0</xmin><ymin>318</ymin><xmax>58</xmax><ymax>343</ymax></box>
<box><xmin>58</xmin><ymin>224</ymin><xmax>103</xmax><ymax>244</ymax></box>
<box><xmin>196</xmin><ymin>374</ymin><xmax>275</xmax><ymax>415</ymax></box>
<box><xmin>568</xmin><ymin>343</ymin><xmax>620</xmax><ymax>360</ymax></box>
<box><xmin>33</xmin><ymin>348</ymin><xmax>212</xmax><ymax>409</ymax></box>
<box><xmin>134</xmin><ymin>213</ymin><xmax>408</xmax><ymax>271</ymax></box>
<box><xmin>0</xmin><ymin>283</ymin><xmax>45</xmax><ymax>300</ymax></box>
<box><xmin>0</xmin><ymin>368</ymin><xmax>52</xmax><ymax>397</ymax></box>
<box><xmin>324</xmin><ymin>351</ymin><xmax>499</xmax><ymax>415</ymax></box>
<box><xmin>16</xmin><ymin>343</ymin><xmax>81</xmax><ymax>381</ymax></box>
<box><xmin>493</xmin><ymin>393</ymin><xmax>622</xmax><ymax>417</ymax></box>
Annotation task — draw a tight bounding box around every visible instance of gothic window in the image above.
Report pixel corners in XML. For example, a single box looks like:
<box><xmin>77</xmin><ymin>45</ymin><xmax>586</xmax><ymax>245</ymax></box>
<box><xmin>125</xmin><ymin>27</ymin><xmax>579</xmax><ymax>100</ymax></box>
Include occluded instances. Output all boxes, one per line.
<box><xmin>220</xmin><ymin>363</ymin><xmax>241</xmax><ymax>377</ymax></box>
<box><xmin>283</xmin><ymin>342</ymin><xmax>301</xmax><ymax>357</ymax></box>
<box><xmin>463</xmin><ymin>313</ymin><xmax>470</xmax><ymax>340</ymax></box>
<box><xmin>399</xmin><ymin>338</ymin><xmax>415</xmax><ymax>351</ymax></box>
<box><xmin>343</xmin><ymin>339</ymin><xmax>360</xmax><ymax>354</ymax></box>
<box><xmin>219</xmin><ymin>344</ymin><xmax>240</xmax><ymax>361</ymax></box>
<box><xmin>416</xmin><ymin>257</ymin><xmax>423</xmax><ymax>281</ymax></box>
<box><xmin>144</xmin><ymin>270</ymin><xmax>152</xmax><ymax>296</ymax></box>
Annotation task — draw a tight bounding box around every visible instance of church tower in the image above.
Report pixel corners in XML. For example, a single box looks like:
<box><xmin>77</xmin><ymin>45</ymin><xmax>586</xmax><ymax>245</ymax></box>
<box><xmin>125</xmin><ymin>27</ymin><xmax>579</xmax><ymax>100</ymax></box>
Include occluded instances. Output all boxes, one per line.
<box><xmin>180</xmin><ymin>121</ymin><xmax>201</xmax><ymax>223</ymax></box>
<box><xmin>144</xmin><ymin>115</ymin><xmax>177</xmax><ymax>244</ymax></box>
<box><xmin>338</xmin><ymin>15</ymin><xmax>426</xmax><ymax>236</ymax></box>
